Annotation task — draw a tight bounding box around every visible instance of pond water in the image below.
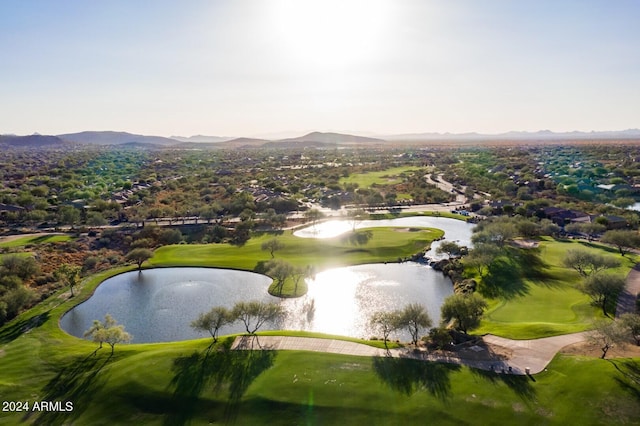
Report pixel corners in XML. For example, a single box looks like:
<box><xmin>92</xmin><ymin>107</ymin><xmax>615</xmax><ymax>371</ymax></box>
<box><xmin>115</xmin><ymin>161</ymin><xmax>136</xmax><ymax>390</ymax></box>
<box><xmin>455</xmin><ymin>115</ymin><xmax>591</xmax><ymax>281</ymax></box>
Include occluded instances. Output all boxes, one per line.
<box><xmin>61</xmin><ymin>216</ymin><xmax>475</xmax><ymax>343</ymax></box>
<box><xmin>60</xmin><ymin>264</ymin><xmax>454</xmax><ymax>343</ymax></box>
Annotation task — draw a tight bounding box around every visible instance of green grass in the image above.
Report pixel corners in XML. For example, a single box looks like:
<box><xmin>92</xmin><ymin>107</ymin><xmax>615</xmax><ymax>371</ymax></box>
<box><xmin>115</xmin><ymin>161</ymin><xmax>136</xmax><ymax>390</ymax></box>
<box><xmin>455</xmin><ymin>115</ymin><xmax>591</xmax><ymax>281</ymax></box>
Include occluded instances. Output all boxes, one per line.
<box><xmin>1</xmin><ymin>308</ymin><xmax>638</xmax><ymax>425</ymax></box>
<box><xmin>0</xmin><ymin>234</ymin><xmax>72</xmax><ymax>248</ymax></box>
<box><xmin>0</xmin><ymin>252</ymin><xmax>33</xmax><ymax>261</ymax></box>
<box><xmin>151</xmin><ymin>227</ymin><xmax>443</xmax><ymax>296</ymax></box>
<box><xmin>476</xmin><ymin>237</ymin><xmax>639</xmax><ymax>339</ymax></box>
<box><xmin>1</xmin><ymin>228</ymin><xmax>639</xmax><ymax>424</ymax></box>
<box><xmin>339</xmin><ymin>166</ymin><xmax>422</xmax><ymax>188</ymax></box>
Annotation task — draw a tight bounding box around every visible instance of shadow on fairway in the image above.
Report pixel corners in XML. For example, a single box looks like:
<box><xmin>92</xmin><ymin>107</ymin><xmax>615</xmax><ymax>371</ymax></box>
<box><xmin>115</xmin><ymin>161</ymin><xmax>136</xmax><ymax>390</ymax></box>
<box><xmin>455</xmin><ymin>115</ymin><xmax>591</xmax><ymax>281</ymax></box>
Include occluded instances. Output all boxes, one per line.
<box><xmin>609</xmin><ymin>359</ymin><xmax>640</xmax><ymax>401</ymax></box>
<box><xmin>30</xmin><ymin>351</ymin><xmax>112</xmax><ymax>425</ymax></box>
<box><xmin>0</xmin><ymin>312</ymin><xmax>49</xmax><ymax>345</ymax></box>
<box><xmin>481</xmin><ymin>258</ymin><xmax>530</xmax><ymax>299</ymax></box>
<box><xmin>470</xmin><ymin>368</ymin><xmax>537</xmax><ymax>402</ymax></box>
<box><xmin>481</xmin><ymin>247</ymin><xmax>557</xmax><ymax>299</ymax></box>
<box><xmin>341</xmin><ymin>230</ymin><xmax>373</xmax><ymax>246</ymax></box>
<box><xmin>372</xmin><ymin>355</ymin><xmax>460</xmax><ymax>401</ymax></box>
<box><xmin>166</xmin><ymin>338</ymin><xmax>276</xmax><ymax>425</ymax></box>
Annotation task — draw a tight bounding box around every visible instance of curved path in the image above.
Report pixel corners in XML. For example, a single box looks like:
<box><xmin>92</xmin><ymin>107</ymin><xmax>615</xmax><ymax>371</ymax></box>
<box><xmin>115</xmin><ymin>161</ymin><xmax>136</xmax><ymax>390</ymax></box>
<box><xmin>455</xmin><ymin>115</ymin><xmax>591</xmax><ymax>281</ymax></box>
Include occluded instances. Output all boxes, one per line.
<box><xmin>616</xmin><ymin>262</ymin><xmax>640</xmax><ymax>317</ymax></box>
<box><xmin>232</xmin><ymin>332</ymin><xmax>587</xmax><ymax>376</ymax></box>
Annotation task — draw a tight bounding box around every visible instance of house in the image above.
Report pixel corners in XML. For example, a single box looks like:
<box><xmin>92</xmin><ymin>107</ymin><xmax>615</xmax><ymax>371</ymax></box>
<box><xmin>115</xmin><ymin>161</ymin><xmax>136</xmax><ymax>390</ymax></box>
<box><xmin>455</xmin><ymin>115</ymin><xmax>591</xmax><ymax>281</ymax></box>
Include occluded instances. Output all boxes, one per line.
<box><xmin>543</xmin><ymin>207</ymin><xmax>590</xmax><ymax>226</ymax></box>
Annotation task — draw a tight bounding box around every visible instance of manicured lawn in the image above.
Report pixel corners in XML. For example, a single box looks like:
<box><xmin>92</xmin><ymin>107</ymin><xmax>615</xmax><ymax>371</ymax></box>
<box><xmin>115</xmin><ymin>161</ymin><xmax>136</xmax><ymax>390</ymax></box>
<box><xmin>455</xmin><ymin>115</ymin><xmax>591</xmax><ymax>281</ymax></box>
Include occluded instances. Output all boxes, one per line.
<box><xmin>1</xmin><ymin>309</ymin><xmax>638</xmax><ymax>425</ymax></box>
<box><xmin>476</xmin><ymin>238</ymin><xmax>638</xmax><ymax>339</ymax></box>
<box><xmin>0</xmin><ymin>234</ymin><xmax>72</xmax><ymax>248</ymax></box>
<box><xmin>1</xmin><ymin>228</ymin><xmax>640</xmax><ymax>424</ymax></box>
<box><xmin>339</xmin><ymin>166</ymin><xmax>422</xmax><ymax>188</ymax></box>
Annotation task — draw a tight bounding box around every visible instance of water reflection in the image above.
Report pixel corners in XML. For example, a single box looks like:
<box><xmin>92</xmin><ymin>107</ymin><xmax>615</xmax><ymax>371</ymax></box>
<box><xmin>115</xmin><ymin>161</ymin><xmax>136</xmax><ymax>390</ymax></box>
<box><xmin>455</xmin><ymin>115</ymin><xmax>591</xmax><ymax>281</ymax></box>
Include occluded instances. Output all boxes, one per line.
<box><xmin>282</xmin><ymin>263</ymin><xmax>452</xmax><ymax>340</ymax></box>
<box><xmin>61</xmin><ymin>263</ymin><xmax>453</xmax><ymax>343</ymax></box>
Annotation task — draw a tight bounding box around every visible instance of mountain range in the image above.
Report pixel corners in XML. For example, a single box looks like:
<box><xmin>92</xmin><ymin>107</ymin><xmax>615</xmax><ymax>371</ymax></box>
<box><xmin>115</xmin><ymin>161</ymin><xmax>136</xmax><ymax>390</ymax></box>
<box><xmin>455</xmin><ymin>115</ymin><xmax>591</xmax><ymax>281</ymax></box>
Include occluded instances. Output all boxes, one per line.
<box><xmin>1</xmin><ymin>129</ymin><xmax>640</xmax><ymax>149</ymax></box>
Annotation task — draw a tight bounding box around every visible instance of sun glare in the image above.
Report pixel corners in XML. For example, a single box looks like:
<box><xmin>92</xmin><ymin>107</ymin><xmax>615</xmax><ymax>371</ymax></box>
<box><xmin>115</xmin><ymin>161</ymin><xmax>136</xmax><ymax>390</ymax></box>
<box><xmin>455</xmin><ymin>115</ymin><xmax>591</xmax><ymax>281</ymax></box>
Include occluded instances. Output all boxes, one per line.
<box><xmin>270</xmin><ymin>0</ymin><xmax>391</xmax><ymax>69</ymax></box>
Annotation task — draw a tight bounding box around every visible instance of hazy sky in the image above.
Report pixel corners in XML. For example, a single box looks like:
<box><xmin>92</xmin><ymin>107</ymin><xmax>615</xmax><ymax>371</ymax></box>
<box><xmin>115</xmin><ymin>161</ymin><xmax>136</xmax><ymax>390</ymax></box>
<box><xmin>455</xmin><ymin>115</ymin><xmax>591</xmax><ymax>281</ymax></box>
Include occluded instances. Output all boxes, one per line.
<box><xmin>1</xmin><ymin>0</ymin><xmax>639</xmax><ymax>137</ymax></box>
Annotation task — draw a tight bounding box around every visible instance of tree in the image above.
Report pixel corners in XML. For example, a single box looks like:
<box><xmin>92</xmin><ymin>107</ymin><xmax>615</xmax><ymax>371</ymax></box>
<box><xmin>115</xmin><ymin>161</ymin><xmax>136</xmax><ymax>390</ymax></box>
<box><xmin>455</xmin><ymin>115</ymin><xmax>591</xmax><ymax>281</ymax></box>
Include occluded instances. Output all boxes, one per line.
<box><xmin>398</xmin><ymin>303</ymin><xmax>432</xmax><ymax>345</ymax></box>
<box><xmin>0</xmin><ymin>276</ymin><xmax>34</xmax><ymax>325</ymax></box>
<box><xmin>265</xmin><ymin>259</ymin><xmax>294</xmax><ymax>295</ymax></box>
<box><xmin>86</xmin><ymin>211</ymin><xmax>107</xmax><ymax>227</ymax></box>
<box><xmin>471</xmin><ymin>220</ymin><xmax>517</xmax><ymax>248</ymax></box>
<box><xmin>158</xmin><ymin>228</ymin><xmax>182</xmax><ymax>245</ymax></box>
<box><xmin>191</xmin><ymin>306</ymin><xmax>233</xmax><ymax>343</ymax></box>
<box><xmin>464</xmin><ymin>244</ymin><xmax>500</xmax><ymax>277</ymax></box>
<box><xmin>126</xmin><ymin>248</ymin><xmax>153</xmax><ymax>270</ymax></box>
<box><xmin>562</xmin><ymin>249</ymin><xmax>620</xmax><ymax>277</ymax></box>
<box><xmin>370</xmin><ymin>310</ymin><xmax>401</xmax><ymax>347</ymax></box>
<box><xmin>304</xmin><ymin>208</ymin><xmax>325</xmax><ymax>227</ymax></box>
<box><xmin>291</xmin><ymin>265</ymin><xmax>313</xmax><ymax>295</ymax></box>
<box><xmin>55</xmin><ymin>263</ymin><xmax>82</xmax><ymax>297</ymax></box>
<box><xmin>84</xmin><ymin>318</ymin><xmax>106</xmax><ymax>349</ymax></box>
<box><xmin>581</xmin><ymin>272</ymin><xmax>626</xmax><ymax>317</ymax></box>
<box><xmin>261</xmin><ymin>238</ymin><xmax>285</xmax><ymax>259</ymax></box>
<box><xmin>84</xmin><ymin>314</ymin><xmax>132</xmax><ymax>355</ymax></box>
<box><xmin>440</xmin><ymin>293</ymin><xmax>488</xmax><ymax>334</ymax></box>
<box><xmin>619</xmin><ymin>313</ymin><xmax>640</xmax><ymax>346</ymax></box>
<box><xmin>565</xmin><ymin>222</ymin><xmax>606</xmax><ymax>241</ymax></box>
<box><xmin>1</xmin><ymin>254</ymin><xmax>40</xmax><ymax>280</ymax></box>
<box><xmin>435</xmin><ymin>241</ymin><xmax>463</xmax><ymax>259</ymax></box>
<box><xmin>588</xmin><ymin>319</ymin><xmax>626</xmax><ymax>359</ymax></box>
<box><xmin>601</xmin><ymin>230</ymin><xmax>640</xmax><ymax>257</ymax></box>
<box><xmin>347</xmin><ymin>208</ymin><xmax>365</xmax><ymax>232</ymax></box>
<box><xmin>232</xmin><ymin>301</ymin><xmax>285</xmax><ymax>334</ymax></box>
<box><xmin>57</xmin><ymin>205</ymin><xmax>80</xmax><ymax>226</ymax></box>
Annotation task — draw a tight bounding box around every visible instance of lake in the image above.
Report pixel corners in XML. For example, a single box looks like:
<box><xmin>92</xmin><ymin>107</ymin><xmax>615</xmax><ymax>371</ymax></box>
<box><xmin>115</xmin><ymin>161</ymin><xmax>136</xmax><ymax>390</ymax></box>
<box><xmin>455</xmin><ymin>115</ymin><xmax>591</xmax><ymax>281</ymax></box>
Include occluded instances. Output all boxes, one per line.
<box><xmin>60</xmin><ymin>216</ymin><xmax>474</xmax><ymax>343</ymax></box>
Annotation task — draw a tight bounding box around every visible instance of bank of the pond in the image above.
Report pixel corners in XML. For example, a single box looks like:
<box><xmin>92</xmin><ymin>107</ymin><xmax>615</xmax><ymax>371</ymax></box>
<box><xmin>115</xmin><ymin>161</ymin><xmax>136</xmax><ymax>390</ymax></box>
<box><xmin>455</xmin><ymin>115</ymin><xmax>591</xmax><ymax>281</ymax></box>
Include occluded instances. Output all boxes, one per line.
<box><xmin>60</xmin><ymin>263</ymin><xmax>454</xmax><ymax>343</ymax></box>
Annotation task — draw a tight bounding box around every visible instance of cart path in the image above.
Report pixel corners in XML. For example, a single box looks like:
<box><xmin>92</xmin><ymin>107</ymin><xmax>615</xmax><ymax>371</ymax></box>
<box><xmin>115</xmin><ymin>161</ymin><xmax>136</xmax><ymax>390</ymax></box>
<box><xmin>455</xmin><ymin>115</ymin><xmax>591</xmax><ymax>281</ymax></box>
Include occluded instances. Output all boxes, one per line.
<box><xmin>616</xmin><ymin>262</ymin><xmax>640</xmax><ymax>317</ymax></box>
<box><xmin>232</xmin><ymin>332</ymin><xmax>588</xmax><ymax>376</ymax></box>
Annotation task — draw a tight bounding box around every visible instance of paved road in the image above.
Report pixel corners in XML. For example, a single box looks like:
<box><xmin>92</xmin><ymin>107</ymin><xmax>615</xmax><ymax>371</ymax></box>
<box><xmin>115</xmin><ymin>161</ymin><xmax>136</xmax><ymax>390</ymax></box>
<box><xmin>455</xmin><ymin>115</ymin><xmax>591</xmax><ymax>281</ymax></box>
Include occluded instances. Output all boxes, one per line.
<box><xmin>232</xmin><ymin>332</ymin><xmax>588</xmax><ymax>376</ymax></box>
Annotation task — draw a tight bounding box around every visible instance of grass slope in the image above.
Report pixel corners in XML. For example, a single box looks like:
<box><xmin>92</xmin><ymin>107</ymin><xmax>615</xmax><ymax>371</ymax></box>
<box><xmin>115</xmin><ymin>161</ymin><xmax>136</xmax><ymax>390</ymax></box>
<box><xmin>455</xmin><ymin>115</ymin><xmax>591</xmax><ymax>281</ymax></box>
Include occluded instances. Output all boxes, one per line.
<box><xmin>0</xmin><ymin>234</ymin><xmax>72</xmax><ymax>248</ymax></box>
<box><xmin>1</xmin><ymin>321</ymin><xmax>638</xmax><ymax>425</ymax></box>
<box><xmin>1</xmin><ymin>230</ymin><xmax>639</xmax><ymax>424</ymax></box>
<box><xmin>476</xmin><ymin>237</ymin><xmax>638</xmax><ymax>339</ymax></box>
<box><xmin>153</xmin><ymin>227</ymin><xmax>442</xmax><ymax>269</ymax></box>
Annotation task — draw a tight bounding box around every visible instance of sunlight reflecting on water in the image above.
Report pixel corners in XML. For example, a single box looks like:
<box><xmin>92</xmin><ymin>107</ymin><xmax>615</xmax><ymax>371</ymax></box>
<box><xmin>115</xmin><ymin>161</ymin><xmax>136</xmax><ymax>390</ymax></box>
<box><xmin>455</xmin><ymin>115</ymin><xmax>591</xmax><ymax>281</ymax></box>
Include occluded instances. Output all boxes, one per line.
<box><xmin>61</xmin><ymin>263</ymin><xmax>454</xmax><ymax>343</ymax></box>
<box><xmin>295</xmin><ymin>220</ymin><xmax>353</xmax><ymax>238</ymax></box>
<box><xmin>280</xmin><ymin>263</ymin><xmax>453</xmax><ymax>341</ymax></box>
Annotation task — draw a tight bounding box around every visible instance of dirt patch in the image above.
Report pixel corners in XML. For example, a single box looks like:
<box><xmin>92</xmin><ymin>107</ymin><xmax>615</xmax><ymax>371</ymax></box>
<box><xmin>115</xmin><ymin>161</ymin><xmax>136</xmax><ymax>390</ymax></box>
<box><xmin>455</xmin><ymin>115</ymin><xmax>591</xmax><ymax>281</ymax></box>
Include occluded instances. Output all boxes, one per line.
<box><xmin>511</xmin><ymin>239</ymin><xmax>539</xmax><ymax>249</ymax></box>
<box><xmin>560</xmin><ymin>340</ymin><xmax>640</xmax><ymax>358</ymax></box>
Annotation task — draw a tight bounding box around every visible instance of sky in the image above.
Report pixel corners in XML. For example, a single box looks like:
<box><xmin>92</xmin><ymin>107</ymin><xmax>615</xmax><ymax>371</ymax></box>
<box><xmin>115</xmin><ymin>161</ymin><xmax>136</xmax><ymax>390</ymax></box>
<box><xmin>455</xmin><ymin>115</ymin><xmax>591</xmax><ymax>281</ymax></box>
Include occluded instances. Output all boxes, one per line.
<box><xmin>1</xmin><ymin>0</ymin><xmax>639</xmax><ymax>138</ymax></box>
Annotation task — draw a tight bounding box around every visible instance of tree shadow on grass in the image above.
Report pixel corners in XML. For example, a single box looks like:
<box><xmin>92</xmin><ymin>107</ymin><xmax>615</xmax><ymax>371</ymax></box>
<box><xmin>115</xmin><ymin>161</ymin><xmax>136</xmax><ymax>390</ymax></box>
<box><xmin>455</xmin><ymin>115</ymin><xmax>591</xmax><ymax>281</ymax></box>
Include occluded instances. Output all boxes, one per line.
<box><xmin>0</xmin><ymin>311</ymin><xmax>49</xmax><ymax>345</ymax></box>
<box><xmin>481</xmin><ymin>258</ymin><xmax>530</xmax><ymax>299</ymax></box>
<box><xmin>609</xmin><ymin>359</ymin><xmax>640</xmax><ymax>401</ymax></box>
<box><xmin>481</xmin><ymin>247</ymin><xmax>560</xmax><ymax>299</ymax></box>
<box><xmin>341</xmin><ymin>230</ymin><xmax>373</xmax><ymax>246</ymax></box>
<box><xmin>166</xmin><ymin>338</ymin><xmax>276</xmax><ymax>425</ymax></box>
<box><xmin>371</xmin><ymin>356</ymin><xmax>460</xmax><ymax>402</ymax></box>
<box><xmin>470</xmin><ymin>368</ymin><xmax>537</xmax><ymax>403</ymax></box>
<box><xmin>29</xmin><ymin>351</ymin><xmax>112</xmax><ymax>425</ymax></box>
